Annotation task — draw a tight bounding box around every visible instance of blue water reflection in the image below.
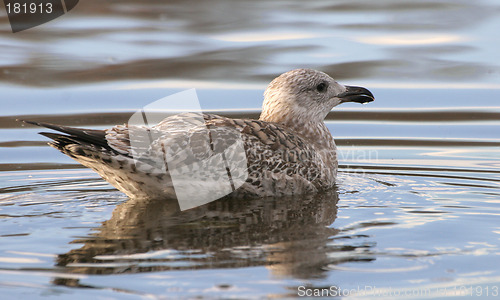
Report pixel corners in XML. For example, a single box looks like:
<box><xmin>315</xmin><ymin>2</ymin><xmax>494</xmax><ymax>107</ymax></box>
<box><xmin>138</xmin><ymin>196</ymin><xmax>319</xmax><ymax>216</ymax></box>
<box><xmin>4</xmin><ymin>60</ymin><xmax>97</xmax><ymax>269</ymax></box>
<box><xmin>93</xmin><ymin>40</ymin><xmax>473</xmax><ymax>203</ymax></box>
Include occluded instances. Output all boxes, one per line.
<box><xmin>1</xmin><ymin>0</ymin><xmax>500</xmax><ymax>298</ymax></box>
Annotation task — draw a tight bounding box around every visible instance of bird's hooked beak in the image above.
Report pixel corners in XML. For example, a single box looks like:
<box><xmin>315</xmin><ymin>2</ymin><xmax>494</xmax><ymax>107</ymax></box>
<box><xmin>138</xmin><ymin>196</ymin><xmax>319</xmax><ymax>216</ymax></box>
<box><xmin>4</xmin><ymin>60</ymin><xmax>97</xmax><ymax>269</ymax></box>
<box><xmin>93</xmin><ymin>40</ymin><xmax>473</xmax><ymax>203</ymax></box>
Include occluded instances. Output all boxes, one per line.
<box><xmin>338</xmin><ymin>85</ymin><xmax>375</xmax><ymax>104</ymax></box>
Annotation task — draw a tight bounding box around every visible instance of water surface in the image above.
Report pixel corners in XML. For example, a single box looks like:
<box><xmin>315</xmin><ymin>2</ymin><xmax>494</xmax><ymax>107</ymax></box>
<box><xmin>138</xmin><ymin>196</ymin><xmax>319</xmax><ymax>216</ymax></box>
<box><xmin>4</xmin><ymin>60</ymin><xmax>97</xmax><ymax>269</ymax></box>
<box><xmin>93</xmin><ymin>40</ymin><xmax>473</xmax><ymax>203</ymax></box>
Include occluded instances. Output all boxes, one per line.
<box><xmin>1</xmin><ymin>0</ymin><xmax>500</xmax><ymax>299</ymax></box>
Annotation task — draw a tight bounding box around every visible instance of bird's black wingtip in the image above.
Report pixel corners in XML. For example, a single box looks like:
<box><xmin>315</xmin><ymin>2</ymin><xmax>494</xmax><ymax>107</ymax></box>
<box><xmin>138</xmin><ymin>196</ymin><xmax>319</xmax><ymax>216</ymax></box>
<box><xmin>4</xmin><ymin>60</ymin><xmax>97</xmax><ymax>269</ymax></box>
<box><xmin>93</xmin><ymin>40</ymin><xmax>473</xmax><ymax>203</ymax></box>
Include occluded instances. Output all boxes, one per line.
<box><xmin>18</xmin><ymin>120</ymin><xmax>111</xmax><ymax>152</ymax></box>
<box><xmin>39</xmin><ymin>132</ymin><xmax>66</xmax><ymax>140</ymax></box>
<box><xmin>16</xmin><ymin>120</ymin><xmax>76</xmax><ymax>135</ymax></box>
<box><xmin>17</xmin><ymin>119</ymin><xmax>42</xmax><ymax>127</ymax></box>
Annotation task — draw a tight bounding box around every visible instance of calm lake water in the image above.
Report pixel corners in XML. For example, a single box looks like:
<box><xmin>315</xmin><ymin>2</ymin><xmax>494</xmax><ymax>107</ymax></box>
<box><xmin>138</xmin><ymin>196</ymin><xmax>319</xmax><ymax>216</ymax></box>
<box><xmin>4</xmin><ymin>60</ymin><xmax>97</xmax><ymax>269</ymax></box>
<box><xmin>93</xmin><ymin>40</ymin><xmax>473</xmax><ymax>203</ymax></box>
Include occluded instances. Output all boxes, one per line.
<box><xmin>1</xmin><ymin>0</ymin><xmax>500</xmax><ymax>299</ymax></box>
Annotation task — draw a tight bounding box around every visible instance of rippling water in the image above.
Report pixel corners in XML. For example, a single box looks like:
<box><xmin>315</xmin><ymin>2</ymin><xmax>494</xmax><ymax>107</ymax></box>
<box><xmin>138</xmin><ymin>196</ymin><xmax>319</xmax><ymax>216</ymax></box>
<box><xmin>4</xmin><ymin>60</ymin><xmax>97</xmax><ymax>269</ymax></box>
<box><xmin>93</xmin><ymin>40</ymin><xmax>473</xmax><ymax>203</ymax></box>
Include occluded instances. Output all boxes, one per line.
<box><xmin>1</xmin><ymin>0</ymin><xmax>500</xmax><ymax>299</ymax></box>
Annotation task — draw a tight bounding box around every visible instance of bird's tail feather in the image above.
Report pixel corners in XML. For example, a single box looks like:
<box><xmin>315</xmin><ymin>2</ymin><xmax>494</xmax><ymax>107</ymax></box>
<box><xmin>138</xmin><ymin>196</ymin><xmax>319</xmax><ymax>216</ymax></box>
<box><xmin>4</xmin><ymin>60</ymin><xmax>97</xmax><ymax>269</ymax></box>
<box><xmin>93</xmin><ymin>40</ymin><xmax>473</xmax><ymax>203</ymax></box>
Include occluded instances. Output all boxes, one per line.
<box><xmin>19</xmin><ymin>119</ymin><xmax>111</xmax><ymax>152</ymax></box>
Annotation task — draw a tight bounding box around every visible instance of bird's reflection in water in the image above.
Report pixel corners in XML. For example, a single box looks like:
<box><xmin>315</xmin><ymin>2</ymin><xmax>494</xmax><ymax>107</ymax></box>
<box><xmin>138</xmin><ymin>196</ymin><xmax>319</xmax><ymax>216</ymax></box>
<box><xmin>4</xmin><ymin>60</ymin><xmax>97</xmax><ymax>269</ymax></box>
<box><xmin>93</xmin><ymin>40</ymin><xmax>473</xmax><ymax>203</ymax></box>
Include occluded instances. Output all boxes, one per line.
<box><xmin>54</xmin><ymin>189</ymin><xmax>369</xmax><ymax>287</ymax></box>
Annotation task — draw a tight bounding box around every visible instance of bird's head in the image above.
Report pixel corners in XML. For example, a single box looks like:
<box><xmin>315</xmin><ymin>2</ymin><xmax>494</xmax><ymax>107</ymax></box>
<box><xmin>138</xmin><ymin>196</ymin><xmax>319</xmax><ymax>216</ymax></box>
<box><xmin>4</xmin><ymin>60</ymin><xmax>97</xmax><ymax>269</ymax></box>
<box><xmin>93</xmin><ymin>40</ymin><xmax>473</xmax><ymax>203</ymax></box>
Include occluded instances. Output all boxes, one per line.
<box><xmin>260</xmin><ymin>69</ymin><xmax>374</xmax><ymax>124</ymax></box>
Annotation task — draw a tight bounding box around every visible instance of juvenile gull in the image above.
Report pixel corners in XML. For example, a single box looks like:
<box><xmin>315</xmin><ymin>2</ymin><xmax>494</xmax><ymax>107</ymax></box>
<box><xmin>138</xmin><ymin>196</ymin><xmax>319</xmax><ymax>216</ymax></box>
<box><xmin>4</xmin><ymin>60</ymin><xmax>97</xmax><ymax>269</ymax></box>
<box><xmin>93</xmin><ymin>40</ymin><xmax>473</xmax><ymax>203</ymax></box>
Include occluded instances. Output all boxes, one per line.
<box><xmin>22</xmin><ymin>69</ymin><xmax>374</xmax><ymax>200</ymax></box>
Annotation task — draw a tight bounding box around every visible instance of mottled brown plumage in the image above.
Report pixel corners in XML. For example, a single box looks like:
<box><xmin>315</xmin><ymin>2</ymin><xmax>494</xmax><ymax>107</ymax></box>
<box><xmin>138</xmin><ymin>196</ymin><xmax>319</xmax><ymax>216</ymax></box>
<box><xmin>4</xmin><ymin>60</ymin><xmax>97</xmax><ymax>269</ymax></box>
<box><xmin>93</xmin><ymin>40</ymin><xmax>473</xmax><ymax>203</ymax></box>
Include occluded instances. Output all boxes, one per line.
<box><xmin>23</xmin><ymin>69</ymin><xmax>374</xmax><ymax>201</ymax></box>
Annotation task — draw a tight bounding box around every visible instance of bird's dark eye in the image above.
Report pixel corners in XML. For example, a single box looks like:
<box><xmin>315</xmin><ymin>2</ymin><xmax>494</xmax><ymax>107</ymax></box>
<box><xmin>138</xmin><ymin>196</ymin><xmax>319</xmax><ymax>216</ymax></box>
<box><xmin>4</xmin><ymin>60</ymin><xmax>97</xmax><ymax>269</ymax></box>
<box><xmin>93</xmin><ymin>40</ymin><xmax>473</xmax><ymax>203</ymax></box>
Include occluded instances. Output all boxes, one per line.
<box><xmin>316</xmin><ymin>82</ymin><xmax>328</xmax><ymax>93</ymax></box>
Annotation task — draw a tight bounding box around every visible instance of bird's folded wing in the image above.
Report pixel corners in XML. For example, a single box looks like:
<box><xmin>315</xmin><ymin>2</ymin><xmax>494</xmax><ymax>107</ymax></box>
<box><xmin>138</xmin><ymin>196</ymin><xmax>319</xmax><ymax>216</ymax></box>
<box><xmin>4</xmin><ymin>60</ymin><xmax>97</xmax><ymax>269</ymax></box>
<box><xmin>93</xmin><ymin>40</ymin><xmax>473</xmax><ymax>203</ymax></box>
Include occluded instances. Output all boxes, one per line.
<box><xmin>105</xmin><ymin>113</ymin><xmax>323</xmax><ymax>182</ymax></box>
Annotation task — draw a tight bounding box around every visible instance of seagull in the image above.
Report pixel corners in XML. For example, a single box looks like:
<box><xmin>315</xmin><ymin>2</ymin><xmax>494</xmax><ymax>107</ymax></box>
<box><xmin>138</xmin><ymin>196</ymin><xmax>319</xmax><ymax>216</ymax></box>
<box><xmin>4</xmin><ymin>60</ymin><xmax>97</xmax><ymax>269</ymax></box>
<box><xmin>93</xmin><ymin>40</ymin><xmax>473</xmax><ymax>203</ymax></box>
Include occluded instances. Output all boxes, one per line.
<box><xmin>21</xmin><ymin>69</ymin><xmax>374</xmax><ymax>202</ymax></box>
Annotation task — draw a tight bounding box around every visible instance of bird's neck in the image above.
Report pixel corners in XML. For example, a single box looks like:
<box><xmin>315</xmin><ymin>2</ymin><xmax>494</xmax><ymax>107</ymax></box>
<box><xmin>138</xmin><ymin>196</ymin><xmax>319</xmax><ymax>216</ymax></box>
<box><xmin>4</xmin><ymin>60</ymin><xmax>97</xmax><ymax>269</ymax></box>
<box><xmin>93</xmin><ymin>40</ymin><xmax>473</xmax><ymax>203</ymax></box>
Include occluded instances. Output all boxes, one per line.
<box><xmin>259</xmin><ymin>100</ymin><xmax>336</xmax><ymax>149</ymax></box>
<box><xmin>260</xmin><ymin>112</ymin><xmax>335</xmax><ymax>149</ymax></box>
<box><xmin>289</xmin><ymin>120</ymin><xmax>335</xmax><ymax>150</ymax></box>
